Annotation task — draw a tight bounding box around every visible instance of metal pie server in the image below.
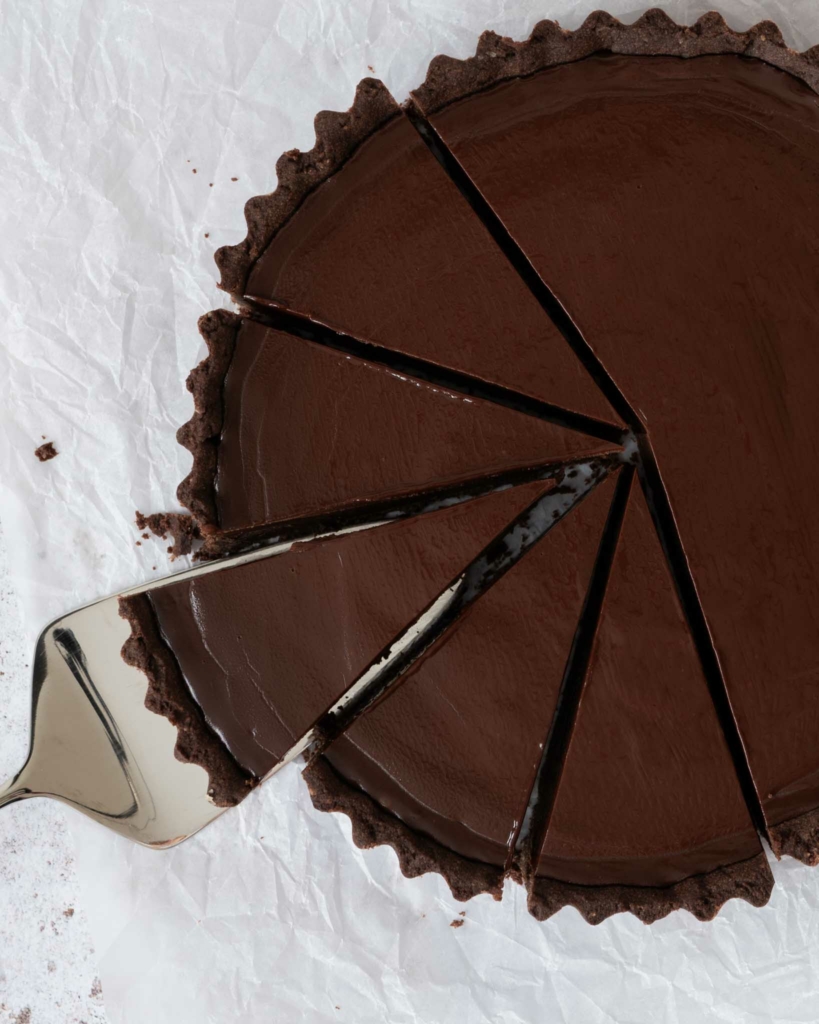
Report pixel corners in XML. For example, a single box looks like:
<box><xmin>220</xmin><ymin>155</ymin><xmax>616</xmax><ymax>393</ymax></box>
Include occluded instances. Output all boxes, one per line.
<box><xmin>0</xmin><ymin>535</ymin><xmax>327</xmax><ymax>849</ymax></box>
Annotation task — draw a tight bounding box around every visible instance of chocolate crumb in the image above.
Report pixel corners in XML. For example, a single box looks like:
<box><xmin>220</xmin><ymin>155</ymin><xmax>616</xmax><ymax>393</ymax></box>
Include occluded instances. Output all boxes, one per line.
<box><xmin>135</xmin><ymin>511</ymin><xmax>201</xmax><ymax>557</ymax></box>
<box><xmin>135</xmin><ymin>541</ymin><xmax>141</xmax><ymax>546</ymax></box>
<box><xmin>63</xmin><ymin>906</ymin><xmax>74</xmax><ymax>918</ymax></box>
<box><xmin>13</xmin><ymin>1009</ymin><xmax>31</xmax><ymax>1024</ymax></box>
<box><xmin>142</xmin><ymin>533</ymin><xmax>149</xmax><ymax>540</ymax></box>
<box><xmin>450</xmin><ymin>918</ymin><xmax>464</xmax><ymax>928</ymax></box>
<box><xmin>34</xmin><ymin>441</ymin><xmax>58</xmax><ymax>462</ymax></box>
<box><xmin>231</xmin><ymin>176</ymin><xmax>238</xmax><ymax>181</ymax></box>
<box><xmin>192</xmin><ymin>168</ymin><xmax>197</xmax><ymax>174</ymax></box>
<box><xmin>205</xmin><ymin>232</ymin><xmax>210</xmax><ymax>238</ymax></box>
<box><xmin>368</xmin><ymin>64</ymin><xmax>374</xmax><ymax>71</ymax></box>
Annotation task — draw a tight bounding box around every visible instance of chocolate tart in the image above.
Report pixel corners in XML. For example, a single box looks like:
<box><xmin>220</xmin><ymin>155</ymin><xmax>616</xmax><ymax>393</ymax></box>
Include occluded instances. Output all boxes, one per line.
<box><xmin>122</xmin><ymin>9</ymin><xmax>819</xmax><ymax>923</ymax></box>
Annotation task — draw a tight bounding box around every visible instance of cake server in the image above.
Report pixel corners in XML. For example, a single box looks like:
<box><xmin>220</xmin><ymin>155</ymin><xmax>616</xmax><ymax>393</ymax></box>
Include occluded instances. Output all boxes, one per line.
<box><xmin>0</xmin><ymin>511</ymin><xmax>412</xmax><ymax>847</ymax></box>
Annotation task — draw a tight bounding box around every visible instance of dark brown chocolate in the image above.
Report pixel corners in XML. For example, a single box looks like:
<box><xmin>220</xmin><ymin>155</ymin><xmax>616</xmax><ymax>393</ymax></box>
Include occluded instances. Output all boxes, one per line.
<box><xmin>135</xmin><ymin>511</ymin><xmax>200</xmax><ymax>558</ymax></box>
<box><xmin>180</xmin><ymin>316</ymin><xmax>615</xmax><ymax>536</ymax></box>
<box><xmin>531</xmin><ymin>480</ymin><xmax>771</xmax><ymax>920</ymax></box>
<box><xmin>422</xmin><ymin>48</ymin><xmax>819</xmax><ymax>859</ymax></box>
<box><xmin>34</xmin><ymin>441</ymin><xmax>58</xmax><ymax>462</ymax></box>
<box><xmin>145</xmin><ymin>482</ymin><xmax>548</xmax><ymax>780</ymax></box>
<box><xmin>240</xmin><ymin>109</ymin><xmax>617</xmax><ymax>426</ymax></box>
<box><xmin>316</xmin><ymin>474</ymin><xmax>614</xmax><ymax>894</ymax></box>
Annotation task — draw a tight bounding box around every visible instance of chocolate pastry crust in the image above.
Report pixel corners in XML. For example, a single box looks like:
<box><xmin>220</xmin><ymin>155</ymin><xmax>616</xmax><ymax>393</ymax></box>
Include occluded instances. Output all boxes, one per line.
<box><xmin>410</xmin><ymin>8</ymin><xmax>819</xmax><ymax>114</ymax></box>
<box><xmin>215</xmin><ymin>79</ymin><xmax>399</xmax><ymax>298</ymax></box>
<box><xmin>303</xmin><ymin>756</ymin><xmax>504</xmax><ymax>902</ymax></box>
<box><xmin>769</xmin><ymin>808</ymin><xmax>819</xmax><ymax>866</ymax></box>
<box><xmin>175</xmin><ymin>308</ymin><xmax>241</xmax><ymax>531</ymax></box>
<box><xmin>527</xmin><ymin>853</ymin><xmax>774</xmax><ymax>925</ymax></box>
<box><xmin>119</xmin><ymin>593</ymin><xmax>255</xmax><ymax>806</ymax></box>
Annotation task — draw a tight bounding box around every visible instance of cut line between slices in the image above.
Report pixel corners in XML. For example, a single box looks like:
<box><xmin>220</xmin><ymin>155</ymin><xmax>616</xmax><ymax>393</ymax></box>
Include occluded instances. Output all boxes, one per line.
<box><xmin>402</xmin><ymin>101</ymin><xmax>770</xmax><ymax>869</ymax></box>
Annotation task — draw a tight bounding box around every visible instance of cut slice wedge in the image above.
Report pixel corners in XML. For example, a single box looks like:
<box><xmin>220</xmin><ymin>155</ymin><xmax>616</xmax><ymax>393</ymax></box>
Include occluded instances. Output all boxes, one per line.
<box><xmin>241</xmin><ymin>109</ymin><xmax>619</xmax><ymax>426</ymax></box>
<box><xmin>307</xmin><ymin>473</ymin><xmax>616</xmax><ymax>899</ymax></box>
<box><xmin>178</xmin><ymin>314</ymin><xmax>619</xmax><ymax>541</ymax></box>
<box><xmin>529</xmin><ymin>478</ymin><xmax>771</xmax><ymax>924</ymax></box>
<box><xmin>135</xmin><ymin>480</ymin><xmax>552</xmax><ymax>791</ymax></box>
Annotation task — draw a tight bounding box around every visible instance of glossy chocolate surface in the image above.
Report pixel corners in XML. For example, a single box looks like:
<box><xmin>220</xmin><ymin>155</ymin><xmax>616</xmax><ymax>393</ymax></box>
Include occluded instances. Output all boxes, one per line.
<box><xmin>215</xmin><ymin>320</ymin><xmax>612</xmax><ymax>531</ymax></box>
<box><xmin>148</xmin><ymin>482</ymin><xmax>546</xmax><ymax>779</ymax></box>
<box><xmin>537</xmin><ymin>481</ymin><xmax>760</xmax><ymax>887</ymax></box>
<box><xmin>245</xmin><ymin>112</ymin><xmax>616</xmax><ymax>425</ymax></box>
<box><xmin>324</xmin><ymin>475</ymin><xmax>615</xmax><ymax>866</ymax></box>
<box><xmin>429</xmin><ymin>54</ymin><xmax>819</xmax><ymax>833</ymax></box>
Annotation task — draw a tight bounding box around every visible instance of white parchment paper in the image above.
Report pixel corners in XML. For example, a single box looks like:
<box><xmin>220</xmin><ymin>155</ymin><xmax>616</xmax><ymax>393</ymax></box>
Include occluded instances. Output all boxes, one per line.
<box><xmin>2</xmin><ymin>1</ymin><xmax>819</xmax><ymax>1020</ymax></box>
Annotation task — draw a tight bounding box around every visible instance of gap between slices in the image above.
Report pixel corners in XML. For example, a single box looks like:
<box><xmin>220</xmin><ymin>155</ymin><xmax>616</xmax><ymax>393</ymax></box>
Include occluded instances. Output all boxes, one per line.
<box><xmin>242</xmin><ymin>304</ymin><xmax>625</xmax><ymax>446</ymax></box>
<box><xmin>221</xmin><ymin>88</ymin><xmax>620</xmax><ymax>428</ymax></box>
<box><xmin>306</xmin><ymin>467</ymin><xmax>619</xmax><ymax>899</ymax></box>
<box><xmin>265</xmin><ymin>455</ymin><xmax>617</xmax><ymax>777</ymax></box>
<box><xmin>513</xmin><ymin>465</ymin><xmax>633</xmax><ymax>879</ymax></box>
<box><xmin>403</xmin><ymin>94</ymin><xmax>771</xmax><ymax>882</ymax></box>
<box><xmin>177</xmin><ymin>309</ymin><xmax>623</xmax><ymax>555</ymax></box>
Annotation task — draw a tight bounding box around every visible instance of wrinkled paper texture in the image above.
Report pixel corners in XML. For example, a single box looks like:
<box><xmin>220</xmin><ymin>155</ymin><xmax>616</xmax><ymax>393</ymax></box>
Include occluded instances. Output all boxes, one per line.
<box><xmin>2</xmin><ymin>1</ymin><xmax>819</xmax><ymax>1020</ymax></box>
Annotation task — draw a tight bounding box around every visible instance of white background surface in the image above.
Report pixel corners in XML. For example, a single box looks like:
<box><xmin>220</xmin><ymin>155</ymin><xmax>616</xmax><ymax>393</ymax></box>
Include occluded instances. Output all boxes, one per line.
<box><xmin>2</xmin><ymin>1</ymin><xmax>819</xmax><ymax>1021</ymax></box>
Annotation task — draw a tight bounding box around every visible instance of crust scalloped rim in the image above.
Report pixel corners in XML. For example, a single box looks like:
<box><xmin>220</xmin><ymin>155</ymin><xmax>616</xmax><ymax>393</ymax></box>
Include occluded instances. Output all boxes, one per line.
<box><xmin>118</xmin><ymin>593</ymin><xmax>255</xmax><ymax>807</ymax></box>
<box><xmin>768</xmin><ymin>806</ymin><xmax>819</xmax><ymax>865</ymax></box>
<box><xmin>410</xmin><ymin>8</ymin><xmax>819</xmax><ymax>114</ymax></box>
<box><xmin>215</xmin><ymin>78</ymin><xmax>400</xmax><ymax>298</ymax></box>
<box><xmin>526</xmin><ymin>852</ymin><xmax>774</xmax><ymax>925</ymax></box>
<box><xmin>303</xmin><ymin>756</ymin><xmax>505</xmax><ymax>903</ymax></box>
<box><xmin>304</xmin><ymin>755</ymin><xmax>775</xmax><ymax>921</ymax></box>
<box><xmin>175</xmin><ymin>308</ymin><xmax>242</xmax><ymax>530</ymax></box>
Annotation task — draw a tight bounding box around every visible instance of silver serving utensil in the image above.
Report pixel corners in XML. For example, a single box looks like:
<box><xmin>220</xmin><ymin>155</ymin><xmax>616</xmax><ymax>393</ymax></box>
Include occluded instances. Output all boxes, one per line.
<box><xmin>0</xmin><ymin>523</ymin><xmax>388</xmax><ymax>848</ymax></box>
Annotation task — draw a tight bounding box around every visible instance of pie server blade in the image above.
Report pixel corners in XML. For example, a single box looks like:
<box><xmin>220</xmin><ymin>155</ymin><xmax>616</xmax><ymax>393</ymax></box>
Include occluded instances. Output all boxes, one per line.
<box><xmin>0</xmin><ymin>536</ymin><xmax>326</xmax><ymax>849</ymax></box>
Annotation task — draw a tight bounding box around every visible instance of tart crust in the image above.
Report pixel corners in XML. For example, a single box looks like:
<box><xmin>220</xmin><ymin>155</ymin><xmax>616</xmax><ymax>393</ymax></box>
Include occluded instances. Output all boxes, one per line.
<box><xmin>303</xmin><ymin>756</ymin><xmax>504</xmax><ymax>902</ymax></box>
<box><xmin>410</xmin><ymin>8</ymin><xmax>819</xmax><ymax>114</ymax></box>
<box><xmin>215</xmin><ymin>79</ymin><xmax>399</xmax><ymax>298</ymax></box>
<box><xmin>527</xmin><ymin>853</ymin><xmax>774</xmax><ymax>925</ymax></box>
<box><xmin>119</xmin><ymin>593</ymin><xmax>255</xmax><ymax>806</ymax></box>
<box><xmin>176</xmin><ymin>308</ymin><xmax>241</xmax><ymax>531</ymax></box>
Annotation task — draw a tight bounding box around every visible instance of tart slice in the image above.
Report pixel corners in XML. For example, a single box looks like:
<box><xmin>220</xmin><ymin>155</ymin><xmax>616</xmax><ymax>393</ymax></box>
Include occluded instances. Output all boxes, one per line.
<box><xmin>179</xmin><ymin>311</ymin><xmax>618</xmax><ymax>549</ymax></box>
<box><xmin>528</xmin><ymin>477</ymin><xmax>772</xmax><ymax>924</ymax></box>
<box><xmin>121</xmin><ymin>479</ymin><xmax>553</xmax><ymax>804</ymax></box>
<box><xmin>218</xmin><ymin>82</ymin><xmax>618</xmax><ymax>427</ymax></box>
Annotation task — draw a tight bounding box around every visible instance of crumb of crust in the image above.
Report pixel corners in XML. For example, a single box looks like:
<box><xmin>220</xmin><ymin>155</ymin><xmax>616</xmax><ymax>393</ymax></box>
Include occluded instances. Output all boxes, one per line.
<box><xmin>135</xmin><ymin>510</ymin><xmax>201</xmax><ymax>558</ymax></box>
<box><xmin>34</xmin><ymin>441</ymin><xmax>58</xmax><ymax>462</ymax></box>
<box><xmin>450</xmin><ymin>918</ymin><xmax>464</xmax><ymax>928</ymax></box>
<box><xmin>63</xmin><ymin>906</ymin><xmax>74</xmax><ymax>918</ymax></box>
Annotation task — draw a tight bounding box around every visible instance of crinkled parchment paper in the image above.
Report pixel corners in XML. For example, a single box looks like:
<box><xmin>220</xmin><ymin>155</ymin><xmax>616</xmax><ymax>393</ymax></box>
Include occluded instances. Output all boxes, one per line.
<box><xmin>2</xmin><ymin>1</ymin><xmax>819</xmax><ymax>1020</ymax></box>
